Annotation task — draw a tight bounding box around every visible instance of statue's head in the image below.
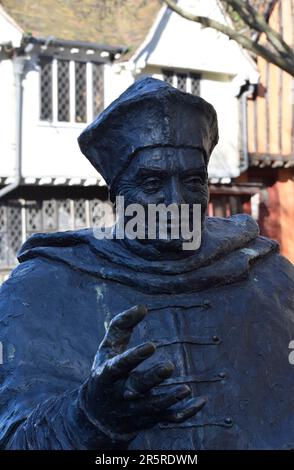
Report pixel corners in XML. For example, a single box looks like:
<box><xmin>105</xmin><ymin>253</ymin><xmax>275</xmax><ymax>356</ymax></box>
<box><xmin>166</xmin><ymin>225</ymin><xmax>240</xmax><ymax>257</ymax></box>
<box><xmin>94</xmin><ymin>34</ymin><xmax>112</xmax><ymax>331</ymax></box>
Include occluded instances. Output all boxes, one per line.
<box><xmin>78</xmin><ymin>77</ymin><xmax>219</xmax><ymax>255</ymax></box>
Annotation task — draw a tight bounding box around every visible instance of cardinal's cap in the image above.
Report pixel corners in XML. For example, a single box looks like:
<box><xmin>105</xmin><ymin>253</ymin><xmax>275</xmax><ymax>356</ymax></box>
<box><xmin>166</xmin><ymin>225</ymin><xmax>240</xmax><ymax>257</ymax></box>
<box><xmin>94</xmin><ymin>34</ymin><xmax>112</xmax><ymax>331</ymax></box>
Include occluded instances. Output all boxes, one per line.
<box><xmin>78</xmin><ymin>77</ymin><xmax>219</xmax><ymax>186</ymax></box>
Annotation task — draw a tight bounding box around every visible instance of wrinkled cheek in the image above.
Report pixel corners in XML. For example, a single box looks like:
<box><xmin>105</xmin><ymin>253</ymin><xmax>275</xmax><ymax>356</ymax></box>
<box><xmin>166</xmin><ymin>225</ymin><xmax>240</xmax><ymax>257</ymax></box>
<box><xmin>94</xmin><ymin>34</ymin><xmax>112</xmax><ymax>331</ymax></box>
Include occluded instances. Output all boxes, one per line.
<box><xmin>189</xmin><ymin>193</ymin><xmax>209</xmax><ymax>213</ymax></box>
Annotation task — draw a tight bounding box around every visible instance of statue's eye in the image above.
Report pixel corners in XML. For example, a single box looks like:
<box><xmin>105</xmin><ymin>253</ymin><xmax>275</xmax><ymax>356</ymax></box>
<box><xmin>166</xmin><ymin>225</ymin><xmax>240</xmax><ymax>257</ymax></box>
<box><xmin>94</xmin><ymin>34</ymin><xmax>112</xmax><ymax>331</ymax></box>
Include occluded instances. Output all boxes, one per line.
<box><xmin>183</xmin><ymin>175</ymin><xmax>205</xmax><ymax>189</ymax></box>
<box><xmin>142</xmin><ymin>177</ymin><xmax>163</xmax><ymax>194</ymax></box>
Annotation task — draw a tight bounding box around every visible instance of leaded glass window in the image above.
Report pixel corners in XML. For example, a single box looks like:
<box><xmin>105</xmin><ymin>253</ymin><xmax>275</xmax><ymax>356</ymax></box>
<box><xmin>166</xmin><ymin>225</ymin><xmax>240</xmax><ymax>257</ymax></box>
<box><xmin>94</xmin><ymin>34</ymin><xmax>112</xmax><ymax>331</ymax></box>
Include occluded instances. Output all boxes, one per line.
<box><xmin>162</xmin><ymin>69</ymin><xmax>202</xmax><ymax>96</ymax></box>
<box><xmin>40</xmin><ymin>58</ymin><xmax>104</xmax><ymax>123</ymax></box>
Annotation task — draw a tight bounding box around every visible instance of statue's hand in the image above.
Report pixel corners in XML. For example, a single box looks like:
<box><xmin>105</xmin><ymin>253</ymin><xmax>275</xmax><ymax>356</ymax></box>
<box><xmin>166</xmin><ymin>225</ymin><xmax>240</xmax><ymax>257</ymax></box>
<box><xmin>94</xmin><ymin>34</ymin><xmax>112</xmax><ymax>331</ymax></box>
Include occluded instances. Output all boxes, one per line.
<box><xmin>79</xmin><ymin>305</ymin><xmax>206</xmax><ymax>443</ymax></box>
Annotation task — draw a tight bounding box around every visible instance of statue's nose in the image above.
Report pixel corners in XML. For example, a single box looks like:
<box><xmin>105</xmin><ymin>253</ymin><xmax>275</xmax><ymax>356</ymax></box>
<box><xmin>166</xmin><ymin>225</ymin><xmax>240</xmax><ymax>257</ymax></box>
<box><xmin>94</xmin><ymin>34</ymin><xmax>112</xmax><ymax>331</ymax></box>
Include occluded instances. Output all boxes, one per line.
<box><xmin>166</xmin><ymin>177</ymin><xmax>185</xmax><ymax>205</ymax></box>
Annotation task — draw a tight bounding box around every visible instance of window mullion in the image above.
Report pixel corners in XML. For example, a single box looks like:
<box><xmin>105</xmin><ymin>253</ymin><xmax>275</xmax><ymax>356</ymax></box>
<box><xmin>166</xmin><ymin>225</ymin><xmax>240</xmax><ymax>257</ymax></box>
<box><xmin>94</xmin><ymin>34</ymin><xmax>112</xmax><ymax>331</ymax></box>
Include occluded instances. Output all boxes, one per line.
<box><xmin>87</xmin><ymin>62</ymin><xmax>93</xmax><ymax>122</ymax></box>
<box><xmin>186</xmin><ymin>74</ymin><xmax>192</xmax><ymax>94</ymax></box>
<box><xmin>70</xmin><ymin>199</ymin><xmax>75</xmax><ymax>230</ymax></box>
<box><xmin>69</xmin><ymin>60</ymin><xmax>76</xmax><ymax>123</ymax></box>
<box><xmin>52</xmin><ymin>58</ymin><xmax>58</xmax><ymax>123</ymax></box>
<box><xmin>173</xmin><ymin>72</ymin><xmax>177</xmax><ymax>88</ymax></box>
<box><xmin>20</xmin><ymin>199</ymin><xmax>27</xmax><ymax>243</ymax></box>
<box><xmin>85</xmin><ymin>199</ymin><xmax>91</xmax><ymax>227</ymax></box>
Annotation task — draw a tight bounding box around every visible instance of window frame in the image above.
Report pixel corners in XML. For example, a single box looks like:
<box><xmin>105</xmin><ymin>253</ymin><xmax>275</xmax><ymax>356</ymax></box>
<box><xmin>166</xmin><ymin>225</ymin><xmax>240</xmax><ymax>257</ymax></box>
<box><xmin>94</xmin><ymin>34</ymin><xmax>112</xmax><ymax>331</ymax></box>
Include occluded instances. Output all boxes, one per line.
<box><xmin>162</xmin><ymin>69</ymin><xmax>202</xmax><ymax>95</ymax></box>
<box><xmin>39</xmin><ymin>57</ymin><xmax>104</xmax><ymax>125</ymax></box>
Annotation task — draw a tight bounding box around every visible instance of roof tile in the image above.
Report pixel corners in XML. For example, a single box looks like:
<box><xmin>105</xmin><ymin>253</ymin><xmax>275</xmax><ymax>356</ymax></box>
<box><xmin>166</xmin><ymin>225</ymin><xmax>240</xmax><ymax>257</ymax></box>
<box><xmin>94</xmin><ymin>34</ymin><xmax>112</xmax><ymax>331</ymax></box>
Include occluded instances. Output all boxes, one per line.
<box><xmin>1</xmin><ymin>0</ymin><xmax>161</xmax><ymax>56</ymax></box>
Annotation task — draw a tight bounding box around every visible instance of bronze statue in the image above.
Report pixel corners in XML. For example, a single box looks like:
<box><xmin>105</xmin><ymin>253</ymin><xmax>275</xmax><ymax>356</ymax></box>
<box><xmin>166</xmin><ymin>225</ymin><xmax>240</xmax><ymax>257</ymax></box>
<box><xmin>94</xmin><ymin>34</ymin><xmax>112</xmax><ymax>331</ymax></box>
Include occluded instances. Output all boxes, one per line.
<box><xmin>0</xmin><ymin>78</ymin><xmax>293</xmax><ymax>450</ymax></box>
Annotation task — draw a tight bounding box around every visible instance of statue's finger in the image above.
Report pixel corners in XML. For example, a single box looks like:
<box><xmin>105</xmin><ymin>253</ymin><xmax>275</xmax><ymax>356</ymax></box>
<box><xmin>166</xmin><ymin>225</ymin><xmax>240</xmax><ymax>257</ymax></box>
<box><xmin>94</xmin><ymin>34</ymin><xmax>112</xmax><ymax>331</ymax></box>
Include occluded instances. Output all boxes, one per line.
<box><xmin>124</xmin><ymin>361</ymin><xmax>175</xmax><ymax>399</ymax></box>
<box><xmin>99</xmin><ymin>305</ymin><xmax>147</xmax><ymax>360</ymax></box>
<box><xmin>161</xmin><ymin>396</ymin><xmax>207</xmax><ymax>423</ymax></box>
<box><xmin>125</xmin><ymin>385</ymin><xmax>191</xmax><ymax>416</ymax></box>
<box><xmin>100</xmin><ymin>342</ymin><xmax>156</xmax><ymax>383</ymax></box>
<box><xmin>141</xmin><ymin>385</ymin><xmax>192</xmax><ymax>413</ymax></box>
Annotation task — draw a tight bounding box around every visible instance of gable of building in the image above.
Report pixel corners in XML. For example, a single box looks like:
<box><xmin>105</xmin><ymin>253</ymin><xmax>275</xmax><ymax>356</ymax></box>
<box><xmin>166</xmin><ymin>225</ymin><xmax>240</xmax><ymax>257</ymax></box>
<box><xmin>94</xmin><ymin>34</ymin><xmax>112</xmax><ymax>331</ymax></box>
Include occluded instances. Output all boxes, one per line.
<box><xmin>128</xmin><ymin>0</ymin><xmax>259</xmax><ymax>182</ymax></box>
<box><xmin>133</xmin><ymin>0</ymin><xmax>259</xmax><ymax>79</ymax></box>
<box><xmin>0</xmin><ymin>4</ymin><xmax>22</xmax><ymax>46</ymax></box>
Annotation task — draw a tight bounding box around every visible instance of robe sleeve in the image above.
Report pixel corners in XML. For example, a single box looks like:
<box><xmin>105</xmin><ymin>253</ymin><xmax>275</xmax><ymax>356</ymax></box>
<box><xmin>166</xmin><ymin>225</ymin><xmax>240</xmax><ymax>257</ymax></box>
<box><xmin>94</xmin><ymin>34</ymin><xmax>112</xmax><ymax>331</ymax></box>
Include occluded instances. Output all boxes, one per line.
<box><xmin>0</xmin><ymin>257</ymin><xmax>125</xmax><ymax>450</ymax></box>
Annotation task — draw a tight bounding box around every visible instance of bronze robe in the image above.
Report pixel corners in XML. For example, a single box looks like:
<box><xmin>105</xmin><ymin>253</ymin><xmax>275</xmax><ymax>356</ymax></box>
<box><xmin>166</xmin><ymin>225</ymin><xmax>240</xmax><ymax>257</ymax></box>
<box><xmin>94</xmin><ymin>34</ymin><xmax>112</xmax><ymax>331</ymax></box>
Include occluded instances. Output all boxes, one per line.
<box><xmin>0</xmin><ymin>214</ymin><xmax>293</xmax><ymax>449</ymax></box>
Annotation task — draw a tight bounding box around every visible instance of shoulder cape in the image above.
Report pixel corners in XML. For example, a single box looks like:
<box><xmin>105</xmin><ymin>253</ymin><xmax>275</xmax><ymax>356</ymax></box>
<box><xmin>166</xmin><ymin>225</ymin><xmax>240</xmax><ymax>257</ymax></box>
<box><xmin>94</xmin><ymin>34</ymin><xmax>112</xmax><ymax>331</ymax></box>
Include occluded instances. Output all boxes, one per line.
<box><xmin>17</xmin><ymin>214</ymin><xmax>279</xmax><ymax>294</ymax></box>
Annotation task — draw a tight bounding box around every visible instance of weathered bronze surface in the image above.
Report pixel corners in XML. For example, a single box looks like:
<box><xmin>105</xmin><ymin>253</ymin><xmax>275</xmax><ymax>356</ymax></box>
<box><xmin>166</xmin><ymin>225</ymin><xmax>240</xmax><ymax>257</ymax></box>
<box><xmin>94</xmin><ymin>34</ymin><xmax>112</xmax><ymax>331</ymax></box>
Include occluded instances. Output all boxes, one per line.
<box><xmin>0</xmin><ymin>78</ymin><xmax>293</xmax><ymax>449</ymax></box>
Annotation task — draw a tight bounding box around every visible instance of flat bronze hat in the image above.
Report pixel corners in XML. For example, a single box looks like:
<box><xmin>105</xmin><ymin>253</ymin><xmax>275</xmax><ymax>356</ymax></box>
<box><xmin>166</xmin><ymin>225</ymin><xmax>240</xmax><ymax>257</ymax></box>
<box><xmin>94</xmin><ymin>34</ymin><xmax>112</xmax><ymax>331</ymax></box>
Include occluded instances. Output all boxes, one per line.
<box><xmin>78</xmin><ymin>77</ymin><xmax>219</xmax><ymax>186</ymax></box>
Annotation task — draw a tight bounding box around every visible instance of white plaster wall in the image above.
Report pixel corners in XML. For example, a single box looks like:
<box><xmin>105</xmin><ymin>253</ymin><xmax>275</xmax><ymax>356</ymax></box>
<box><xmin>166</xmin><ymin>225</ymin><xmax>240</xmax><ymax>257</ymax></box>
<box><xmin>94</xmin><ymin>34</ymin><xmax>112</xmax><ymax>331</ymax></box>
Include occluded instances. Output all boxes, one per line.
<box><xmin>137</xmin><ymin>65</ymin><xmax>241</xmax><ymax>179</ymax></box>
<box><xmin>0</xmin><ymin>7</ymin><xmax>22</xmax><ymax>178</ymax></box>
<box><xmin>129</xmin><ymin>0</ymin><xmax>259</xmax><ymax>179</ymax></box>
<box><xmin>103</xmin><ymin>63</ymin><xmax>134</xmax><ymax>107</ymax></box>
<box><xmin>1</xmin><ymin>58</ymin><xmax>129</xmax><ymax>181</ymax></box>
<box><xmin>0</xmin><ymin>6</ymin><xmax>22</xmax><ymax>46</ymax></box>
<box><xmin>0</xmin><ymin>0</ymin><xmax>257</xmax><ymax>182</ymax></box>
<box><xmin>201</xmin><ymin>76</ymin><xmax>241</xmax><ymax>179</ymax></box>
<box><xmin>0</xmin><ymin>59</ymin><xmax>17</xmax><ymax>177</ymax></box>
<box><xmin>135</xmin><ymin>0</ymin><xmax>258</xmax><ymax>83</ymax></box>
<box><xmin>21</xmin><ymin>68</ymin><xmax>99</xmax><ymax>179</ymax></box>
<box><xmin>3</xmin><ymin>58</ymin><xmax>238</xmax><ymax>182</ymax></box>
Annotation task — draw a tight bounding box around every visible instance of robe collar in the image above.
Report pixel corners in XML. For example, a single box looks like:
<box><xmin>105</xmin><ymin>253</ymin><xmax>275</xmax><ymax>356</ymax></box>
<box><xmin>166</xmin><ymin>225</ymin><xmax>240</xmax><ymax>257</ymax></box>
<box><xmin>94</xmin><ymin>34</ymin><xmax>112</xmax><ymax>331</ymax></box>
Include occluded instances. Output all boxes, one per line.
<box><xmin>18</xmin><ymin>214</ymin><xmax>278</xmax><ymax>294</ymax></box>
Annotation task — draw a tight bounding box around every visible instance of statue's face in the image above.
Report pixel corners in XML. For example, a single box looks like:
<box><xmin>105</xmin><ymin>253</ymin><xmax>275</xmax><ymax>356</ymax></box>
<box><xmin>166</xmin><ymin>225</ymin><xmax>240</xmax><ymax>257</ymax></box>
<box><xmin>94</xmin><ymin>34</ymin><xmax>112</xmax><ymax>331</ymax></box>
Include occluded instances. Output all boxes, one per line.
<box><xmin>115</xmin><ymin>146</ymin><xmax>209</xmax><ymax>254</ymax></box>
